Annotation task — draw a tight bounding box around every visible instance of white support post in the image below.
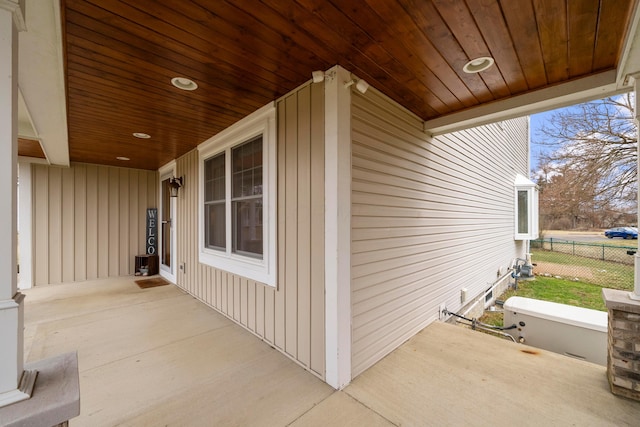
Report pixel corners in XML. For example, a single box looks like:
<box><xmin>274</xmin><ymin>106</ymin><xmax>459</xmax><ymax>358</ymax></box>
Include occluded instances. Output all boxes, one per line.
<box><xmin>633</xmin><ymin>77</ymin><xmax>640</xmax><ymax>300</ymax></box>
<box><xmin>0</xmin><ymin>0</ymin><xmax>35</xmax><ymax>408</ymax></box>
<box><xmin>18</xmin><ymin>162</ymin><xmax>33</xmax><ymax>290</ymax></box>
<box><xmin>324</xmin><ymin>65</ymin><xmax>352</xmax><ymax>389</ymax></box>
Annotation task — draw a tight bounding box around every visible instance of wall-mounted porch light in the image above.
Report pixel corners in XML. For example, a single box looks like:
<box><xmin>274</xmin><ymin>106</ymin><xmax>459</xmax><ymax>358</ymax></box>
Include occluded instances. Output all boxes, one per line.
<box><xmin>312</xmin><ymin>70</ymin><xmax>369</xmax><ymax>93</ymax></box>
<box><xmin>168</xmin><ymin>176</ymin><xmax>183</xmax><ymax>197</ymax></box>
<box><xmin>344</xmin><ymin>78</ymin><xmax>369</xmax><ymax>94</ymax></box>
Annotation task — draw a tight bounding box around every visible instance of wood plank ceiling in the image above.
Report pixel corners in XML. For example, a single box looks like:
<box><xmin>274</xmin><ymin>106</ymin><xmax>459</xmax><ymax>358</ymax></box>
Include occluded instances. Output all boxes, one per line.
<box><xmin>58</xmin><ymin>0</ymin><xmax>637</xmax><ymax>170</ymax></box>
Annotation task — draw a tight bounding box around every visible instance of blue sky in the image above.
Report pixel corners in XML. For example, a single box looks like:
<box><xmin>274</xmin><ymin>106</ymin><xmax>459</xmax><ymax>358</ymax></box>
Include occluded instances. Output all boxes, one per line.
<box><xmin>529</xmin><ymin>110</ymin><xmax>557</xmax><ymax>171</ymax></box>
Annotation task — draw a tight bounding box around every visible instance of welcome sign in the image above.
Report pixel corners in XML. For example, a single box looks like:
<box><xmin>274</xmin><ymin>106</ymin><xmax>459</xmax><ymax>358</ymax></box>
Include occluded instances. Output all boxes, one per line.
<box><xmin>146</xmin><ymin>208</ymin><xmax>157</xmax><ymax>255</ymax></box>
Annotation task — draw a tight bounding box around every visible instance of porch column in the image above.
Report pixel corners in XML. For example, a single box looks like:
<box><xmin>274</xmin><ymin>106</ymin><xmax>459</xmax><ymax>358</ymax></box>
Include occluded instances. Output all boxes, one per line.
<box><xmin>599</xmin><ymin>75</ymin><xmax>640</xmax><ymax>402</ymax></box>
<box><xmin>0</xmin><ymin>0</ymin><xmax>33</xmax><ymax>408</ymax></box>
<box><xmin>324</xmin><ymin>65</ymin><xmax>352</xmax><ymax>389</ymax></box>
<box><xmin>635</xmin><ymin>76</ymin><xmax>640</xmax><ymax>300</ymax></box>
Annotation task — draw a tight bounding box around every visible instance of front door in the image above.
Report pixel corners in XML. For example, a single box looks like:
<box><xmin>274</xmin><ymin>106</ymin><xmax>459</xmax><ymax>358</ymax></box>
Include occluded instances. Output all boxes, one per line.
<box><xmin>160</xmin><ymin>177</ymin><xmax>176</xmax><ymax>282</ymax></box>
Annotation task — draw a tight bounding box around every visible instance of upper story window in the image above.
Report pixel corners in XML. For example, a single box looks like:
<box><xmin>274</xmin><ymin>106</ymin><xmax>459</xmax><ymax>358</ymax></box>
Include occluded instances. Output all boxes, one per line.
<box><xmin>514</xmin><ymin>174</ymin><xmax>539</xmax><ymax>240</ymax></box>
<box><xmin>198</xmin><ymin>104</ymin><xmax>277</xmax><ymax>286</ymax></box>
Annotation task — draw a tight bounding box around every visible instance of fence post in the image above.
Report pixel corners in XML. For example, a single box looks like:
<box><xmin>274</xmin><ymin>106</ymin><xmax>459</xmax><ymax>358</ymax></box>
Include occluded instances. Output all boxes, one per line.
<box><xmin>602</xmin><ymin>244</ymin><xmax>605</xmax><ymax>261</ymax></box>
<box><xmin>550</xmin><ymin>237</ymin><xmax>553</xmax><ymax>252</ymax></box>
<box><xmin>573</xmin><ymin>241</ymin><xmax>575</xmax><ymax>256</ymax></box>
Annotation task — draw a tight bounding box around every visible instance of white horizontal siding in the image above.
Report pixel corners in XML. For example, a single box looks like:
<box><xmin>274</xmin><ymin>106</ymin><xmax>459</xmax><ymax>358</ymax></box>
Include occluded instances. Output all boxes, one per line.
<box><xmin>351</xmin><ymin>90</ymin><xmax>528</xmax><ymax>377</ymax></box>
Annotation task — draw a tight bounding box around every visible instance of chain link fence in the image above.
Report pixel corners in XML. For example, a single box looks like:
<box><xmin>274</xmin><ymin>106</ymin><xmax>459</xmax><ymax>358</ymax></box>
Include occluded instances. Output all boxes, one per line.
<box><xmin>530</xmin><ymin>238</ymin><xmax>635</xmax><ymax>291</ymax></box>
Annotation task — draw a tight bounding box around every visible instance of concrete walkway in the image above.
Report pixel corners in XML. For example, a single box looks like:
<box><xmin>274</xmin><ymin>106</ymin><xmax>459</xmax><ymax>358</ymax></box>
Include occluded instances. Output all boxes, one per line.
<box><xmin>22</xmin><ymin>277</ymin><xmax>640</xmax><ymax>426</ymax></box>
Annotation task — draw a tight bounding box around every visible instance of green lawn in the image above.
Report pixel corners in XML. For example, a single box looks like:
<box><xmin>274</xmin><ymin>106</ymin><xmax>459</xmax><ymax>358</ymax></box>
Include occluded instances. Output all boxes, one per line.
<box><xmin>531</xmin><ymin>248</ymin><xmax>634</xmax><ymax>290</ymax></box>
<box><xmin>480</xmin><ymin>276</ymin><xmax>608</xmax><ymax>327</ymax></box>
<box><xmin>507</xmin><ymin>276</ymin><xmax>607</xmax><ymax>310</ymax></box>
<box><xmin>478</xmin><ymin>241</ymin><xmax>633</xmax><ymax>328</ymax></box>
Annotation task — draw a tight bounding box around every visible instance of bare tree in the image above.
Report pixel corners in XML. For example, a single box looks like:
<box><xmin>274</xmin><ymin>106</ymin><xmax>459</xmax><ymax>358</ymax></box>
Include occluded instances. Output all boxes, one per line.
<box><xmin>536</xmin><ymin>94</ymin><xmax>637</xmax><ymax>202</ymax></box>
<box><xmin>538</xmin><ymin>165</ymin><xmax>599</xmax><ymax>229</ymax></box>
<box><xmin>534</xmin><ymin>95</ymin><xmax>638</xmax><ymax>229</ymax></box>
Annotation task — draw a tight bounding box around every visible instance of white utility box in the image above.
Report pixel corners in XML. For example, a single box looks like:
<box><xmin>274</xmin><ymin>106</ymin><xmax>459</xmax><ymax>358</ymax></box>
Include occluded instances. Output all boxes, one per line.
<box><xmin>503</xmin><ymin>296</ymin><xmax>608</xmax><ymax>365</ymax></box>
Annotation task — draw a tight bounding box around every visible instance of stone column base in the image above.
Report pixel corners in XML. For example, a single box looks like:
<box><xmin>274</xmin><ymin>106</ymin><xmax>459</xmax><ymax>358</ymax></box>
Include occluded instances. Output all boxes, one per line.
<box><xmin>602</xmin><ymin>288</ymin><xmax>640</xmax><ymax>401</ymax></box>
<box><xmin>0</xmin><ymin>352</ymin><xmax>79</xmax><ymax>427</ymax></box>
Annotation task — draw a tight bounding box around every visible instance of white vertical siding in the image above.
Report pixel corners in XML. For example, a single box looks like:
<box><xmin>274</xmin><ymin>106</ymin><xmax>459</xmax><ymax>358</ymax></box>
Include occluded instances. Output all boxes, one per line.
<box><xmin>175</xmin><ymin>83</ymin><xmax>326</xmax><ymax>378</ymax></box>
<box><xmin>351</xmin><ymin>90</ymin><xmax>528</xmax><ymax>377</ymax></box>
<box><xmin>31</xmin><ymin>163</ymin><xmax>157</xmax><ymax>286</ymax></box>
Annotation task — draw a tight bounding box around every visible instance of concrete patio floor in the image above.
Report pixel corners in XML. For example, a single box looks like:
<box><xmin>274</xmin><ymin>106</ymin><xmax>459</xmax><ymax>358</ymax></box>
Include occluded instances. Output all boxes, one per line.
<box><xmin>22</xmin><ymin>277</ymin><xmax>640</xmax><ymax>426</ymax></box>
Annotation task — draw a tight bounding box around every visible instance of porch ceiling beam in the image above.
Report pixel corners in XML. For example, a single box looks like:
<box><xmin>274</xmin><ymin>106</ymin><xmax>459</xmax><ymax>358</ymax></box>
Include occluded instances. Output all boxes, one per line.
<box><xmin>18</xmin><ymin>0</ymin><xmax>69</xmax><ymax>166</ymax></box>
<box><xmin>423</xmin><ymin>70</ymin><xmax>627</xmax><ymax>136</ymax></box>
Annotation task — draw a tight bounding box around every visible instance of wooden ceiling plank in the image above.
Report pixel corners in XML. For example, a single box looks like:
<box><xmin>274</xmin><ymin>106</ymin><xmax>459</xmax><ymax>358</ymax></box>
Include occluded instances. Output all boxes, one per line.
<box><xmin>431</xmin><ymin>0</ymin><xmax>510</xmax><ymax>99</ymax></box>
<box><xmin>65</xmin><ymin>83</ymin><xmax>232</xmax><ymax>134</ymax></box>
<box><xmin>500</xmin><ymin>0</ymin><xmax>548</xmax><ymax>89</ymax></box>
<box><xmin>224</xmin><ymin>0</ymin><xmax>340</xmax><ymax>70</ymax></box>
<box><xmin>64</xmin><ymin>44</ymin><xmax>284</xmax><ymax>129</ymax></box>
<box><xmin>534</xmin><ymin>0</ymin><xmax>570</xmax><ymax>83</ymax></box>
<box><xmin>330</xmin><ymin>0</ymin><xmax>466</xmax><ymax>114</ymax></box>
<box><xmin>333</xmin><ymin>8</ymin><xmax>459</xmax><ymax>115</ymax></box>
<box><xmin>65</xmin><ymin>56</ymin><xmax>257</xmax><ymax>121</ymax></box>
<box><xmin>65</xmin><ymin>97</ymin><xmax>224</xmax><ymax>141</ymax></box>
<box><xmin>66</xmin><ymin>95</ymin><xmax>224</xmax><ymax>151</ymax></box>
<box><xmin>567</xmin><ymin>0</ymin><xmax>598</xmax><ymax>77</ymax></box>
<box><xmin>401</xmin><ymin>0</ymin><xmax>495</xmax><ymax>104</ymax></box>
<box><xmin>259</xmin><ymin>0</ymin><xmax>443</xmax><ymax>118</ymax></box>
<box><xmin>374</xmin><ymin>0</ymin><xmax>486</xmax><ymax>109</ymax></box>
<box><xmin>55</xmin><ymin>0</ymin><xmax>636</xmax><ymax>170</ymax></box>
<box><xmin>64</xmin><ymin>28</ymin><xmax>278</xmax><ymax>107</ymax></box>
<box><xmin>68</xmin><ymin>130</ymin><xmax>195</xmax><ymax>165</ymax></box>
<box><xmin>75</xmin><ymin>0</ymin><xmax>305</xmax><ymax>86</ymax></box>
<box><xmin>65</xmin><ymin>7</ymin><xmax>294</xmax><ymax>98</ymax></box>
<box><xmin>140</xmin><ymin>0</ymin><xmax>324</xmax><ymax>84</ymax></box>
<box><xmin>294</xmin><ymin>0</ymin><xmax>409</xmax><ymax>77</ymax></box>
<box><xmin>65</xmin><ymin>68</ymin><xmax>250</xmax><ymax>127</ymax></box>
<box><xmin>593</xmin><ymin>0</ymin><xmax>636</xmax><ymax>70</ymax></box>
<box><xmin>466</xmin><ymin>0</ymin><xmax>529</xmax><ymax>95</ymax></box>
<box><xmin>69</xmin><ymin>131</ymin><xmax>200</xmax><ymax>153</ymax></box>
<box><xmin>63</xmin><ymin>29</ymin><xmax>266</xmax><ymax>139</ymax></box>
<box><xmin>18</xmin><ymin>138</ymin><xmax>46</xmax><ymax>159</ymax></box>
<box><xmin>66</xmin><ymin>100</ymin><xmax>220</xmax><ymax>142</ymax></box>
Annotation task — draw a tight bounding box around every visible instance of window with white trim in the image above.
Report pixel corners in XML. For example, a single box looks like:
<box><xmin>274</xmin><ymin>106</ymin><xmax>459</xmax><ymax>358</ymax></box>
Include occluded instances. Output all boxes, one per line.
<box><xmin>514</xmin><ymin>174</ymin><xmax>539</xmax><ymax>240</ymax></box>
<box><xmin>198</xmin><ymin>104</ymin><xmax>277</xmax><ymax>286</ymax></box>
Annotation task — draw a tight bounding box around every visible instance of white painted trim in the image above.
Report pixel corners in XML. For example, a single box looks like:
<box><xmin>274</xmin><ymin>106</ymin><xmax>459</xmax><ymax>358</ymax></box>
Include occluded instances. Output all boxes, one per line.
<box><xmin>514</xmin><ymin>174</ymin><xmax>539</xmax><ymax>241</ymax></box>
<box><xmin>18</xmin><ymin>0</ymin><xmax>69</xmax><ymax>167</ymax></box>
<box><xmin>17</xmin><ymin>156</ymin><xmax>48</xmax><ymax>164</ymax></box>
<box><xmin>0</xmin><ymin>0</ymin><xmax>25</xmax><ymax>32</ymax></box>
<box><xmin>18</xmin><ymin>88</ymin><xmax>38</xmax><ymax>140</ymax></box>
<box><xmin>632</xmin><ymin>78</ymin><xmax>640</xmax><ymax>299</ymax></box>
<box><xmin>617</xmin><ymin>0</ymin><xmax>640</xmax><ymax>85</ymax></box>
<box><xmin>0</xmin><ymin>388</ymin><xmax>29</xmax><ymax>408</ymax></box>
<box><xmin>158</xmin><ymin>161</ymin><xmax>177</xmax><ymax>283</ymax></box>
<box><xmin>0</xmin><ymin>295</ymin><xmax>25</xmax><ymax>407</ymax></box>
<box><xmin>0</xmin><ymin>6</ymin><xmax>25</xmax><ymax>406</ymax></box>
<box><xmin>324</xmin><ymin>65</ymin><xmax>352</xmax><ymax>389</ymax></box>
<box><xmin>424</xmin><ymin>71</ymin><xmax>628</xmax><ymax>135</ymax></box>
<box><xmin>18</xmin><ymin>162</ymin><xmax>32</xmax><ymax>289</ymax></box>
<box><xmin>197</xmin><ymin>103</ymin><xmax>277</xmax><ymax>287</ymax></box>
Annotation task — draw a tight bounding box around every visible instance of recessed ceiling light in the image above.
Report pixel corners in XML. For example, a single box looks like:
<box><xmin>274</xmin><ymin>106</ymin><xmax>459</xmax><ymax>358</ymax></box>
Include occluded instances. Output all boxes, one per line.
<box><xmin>463</xmin><ymin>57</ymin><xmax>495</xmax><ymax>74</ymax></box>
<box><xmin>116</xmin><ymin>156</ymin><xmax>130</xmax><ymax>161</ymax></box>
<box><xmin>171</xmin><ymin>77</ymin><xmax>198</xmax><ymax>91</ymax></box>
<box><xmin>133</xmin><ymin>132</ymin><xmax>151</xmax><ymax>139</ymax></box>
